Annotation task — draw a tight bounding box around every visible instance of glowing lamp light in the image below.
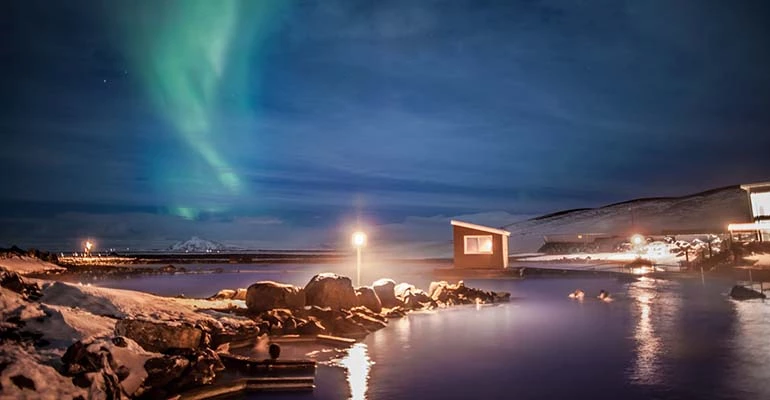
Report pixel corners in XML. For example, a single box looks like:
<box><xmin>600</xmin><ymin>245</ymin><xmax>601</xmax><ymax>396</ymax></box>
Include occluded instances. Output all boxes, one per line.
<box><xmin>351</xmin><ymin>231</ymin><xmax>367</xmax><ymax>287</ymax></box>
<box><xmin>630</xmin><ymin>234</ymin><xmax>645</xmax><ymax>246</ymax></box>
<box><xmin>352</xmin><ymin>231</ymin><xmax>367</xmax><ymax>248</ymax></box>
<box><xmin>85</xmin><ymin>241</ymin><xmax>93</xmax><ymax>251</ymax></box>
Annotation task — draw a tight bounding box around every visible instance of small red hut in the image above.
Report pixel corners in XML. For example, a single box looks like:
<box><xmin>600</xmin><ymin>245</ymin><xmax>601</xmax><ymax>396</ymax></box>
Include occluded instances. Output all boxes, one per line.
<box><xmin>451</xmin><ymin>220</ymin><xmax>510</xmax><ymax>269</ymax></box>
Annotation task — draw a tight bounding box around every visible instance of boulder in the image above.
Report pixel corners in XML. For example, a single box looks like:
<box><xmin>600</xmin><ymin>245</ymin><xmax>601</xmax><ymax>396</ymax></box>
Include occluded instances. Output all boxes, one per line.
<box><xmin>327</xmin><ymin>316</ymin><xmax>369</xmax><ymax>337</ymax></box>
<box><xmin>428</xmin><ymin>281</ymin><xmax>451</xmax><ymax>303</ymax></box>
<box><xmin>245</xmin><ymin>281</ymin><xmax>305</xmax><ymax>313</ymax></box>
<box><xmin>233</xmin><ymin>288</ymin><xmax>247</xmax><ymax>300</ymax></box>
<box><xmin>372</xmin><ymin>278</ymin><xmax>401</xmax><ymax>308</ymax></box>
<box><xmin>297</xmin><ymin>319</ymin><xmax>326</xmax><ymax>335</ymax></box>
<box><xmin>142</xmin><ymin>356</ymin><xmax>190</xmax><ymax>389</ymax></box>
<box><xmin>394</xmin><ymin>283</ymin><xmax>433</xmax><ymax>310</ymax></box>
<box><xmin>355</xmin><ymin>286</ymin><xmax>382</xmax><ymax>313</ymax></box>
<box><xmin>304</xmin><ymin>273</ymin><xmax>358</xmax><ymax>310</ymax></box>
<box><xmin>730</xmin><ymin>285</ymin><xmax>767</xmax><ymax>300</ymax></box>
<box><xmin>139</xmin><ymin>348</ymin><xmax>223</xmax><ymax>398</ymax></box>
<box><xmin>211</xmin><ymin>289</ymin><xmax>235</xmax><ymax>300</ymax></box>
<box><xmin>115</xmin><ymin>319</ymin><xmax>204</xmax><ymax>353</ymax></box>
<box><xmin>60</xmin><ymin>337</ymin><xmax>155</xmax><ymax>398</ymax></box>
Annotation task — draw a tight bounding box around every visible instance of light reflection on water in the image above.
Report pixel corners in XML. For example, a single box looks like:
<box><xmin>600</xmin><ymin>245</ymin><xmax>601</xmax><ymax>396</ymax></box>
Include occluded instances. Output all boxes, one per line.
<box><xmin>92</xmin><ymin>266</ymin><xmax>770</xmax><ymax>399</ymax></box>
<box><xmin>730</xmin><ymin>299</ymin><xmax>770</xmax><ymax>398</ymax></box>
<box><xmin>333</xmin><ymin>343</ymin><xmax>374</xmax><ymax>400</ymax></box>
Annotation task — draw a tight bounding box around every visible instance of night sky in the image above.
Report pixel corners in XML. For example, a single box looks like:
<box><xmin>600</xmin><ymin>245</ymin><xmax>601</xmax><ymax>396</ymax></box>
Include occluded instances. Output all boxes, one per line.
<box><xmin>2</xmin><ymin>0</ymin><xmax>770</xmax><ymax>250</ymax></box>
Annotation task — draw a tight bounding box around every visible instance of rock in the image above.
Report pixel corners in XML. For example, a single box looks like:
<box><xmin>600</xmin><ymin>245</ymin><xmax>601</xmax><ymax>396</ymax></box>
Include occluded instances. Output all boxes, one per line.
<box><xmin>115</xmin><ymin>319</ymin><xmax>204</xmax><ymax>353</ymax></box>
<box><xmin>296</xmin><ymin>319</ymin><xmax>326</xmax><ymax>335</ymax></box>
<box><xmin>304</xmin><ymin>273</ymin><xmax>358</xmax><ymax>310</ymax></box>
<box><xmin>730</xmin><ymin>285</ymin><xmax>767</xmax><ymax>300</ymax></box>
<box><xmin>233</xmin><ymin>288</ymin><xmax>247</xmax><ymax>300</ymax></box>
<box><xmin>10</xmin><ymin>374</ymin><xmax>35</xmax><ymax>390</ymax></box>
<box><xmin>164</xmin><ymin>348</ymin><xmax>223</xmax><ymax>389</ymax></box>
<box><xmin>210</xmin><ymin>288</ymin><xmax>247</xmax><ymax>300</ymax></box>
<box><xmin>372</xmin><ymin>278</ymin><xmax>401</xmax><ymax>308</ymax></box>
<box><xmin>142</xmin><ymin>356</ymin><xmax>190</xmax><ymax>389</ymax></box>
<box><xmin>139</xmin><ymin>349</ymin><xmax>223</xmax><ymax>398</ymax></box>
<box><xmin>245</xmin><ymin>281</ymin><xmax>305</xmax><ymax>313</ymax></box>
<box><xmin>395</xmin><ymin>283</ymin><xmax>433</xmax><ymax>310</ymax></box>
<box><xmin>159</xmin><ymin>264</ymin><xmax>177</xmax><ymax>273</ymax></box>
<box><xmin>211</xmin><ymin>289</ymin><xmax>236</xmax><ymax>300</ymax></box>
<box><xmin>428</xmin><ymin>281</ymin><xmax>451</xmax><ymax>303</ymax></box>
<box><xmin>348</xmin><ymin>312</ymin><xmax>387</xmax><ymax>332</ymax></box>
<box><xmin>382</xmin><ymin>306</ymin><xmax>407</xmax><ymax>318</ymax></box>
<box><xmin>355</xmin><ymin>286</ymin><xmax>382</xmax><ymax>313</ymax></box>
<box><xmin>0</xmin><ymin>269</ymin><xmax>42</xmax><ymax>300</ymax></box>
<box><xmin>60</xmin><ymin>337</ymin><xmax>155</xmax><ymax>398</ymax></box>
<box><xmin>328</xmin><ymin>316</ymin><xmax>369</xmax><ymax>337</ymax></box>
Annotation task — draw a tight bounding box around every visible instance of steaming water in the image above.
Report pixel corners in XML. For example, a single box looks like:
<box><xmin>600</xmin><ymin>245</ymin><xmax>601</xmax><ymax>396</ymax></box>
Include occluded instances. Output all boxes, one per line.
<box><xmin>93</xmin><ymin>264</ymin><xmax>770</xmax><ymax>400</ymax></box>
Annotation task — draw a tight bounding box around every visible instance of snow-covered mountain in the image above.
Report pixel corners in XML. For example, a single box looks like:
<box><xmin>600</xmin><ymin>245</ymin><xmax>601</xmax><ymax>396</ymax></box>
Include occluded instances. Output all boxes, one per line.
<box><xmin>167</xmin><ymin>236</ymin><xmax>241</xmax><ymax>253</ymax></box>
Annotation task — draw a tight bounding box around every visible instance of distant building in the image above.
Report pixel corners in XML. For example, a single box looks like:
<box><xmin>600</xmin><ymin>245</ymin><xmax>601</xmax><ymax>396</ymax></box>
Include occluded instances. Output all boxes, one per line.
<box><xmin>451</xmin><ymin>220</ymin><xmax>510</xmax><ymax>269</ymax></box>
<box><xmin>728</xmin><ymin>182</ymin><xmax>770</xmax><ymax>242</ymax></box>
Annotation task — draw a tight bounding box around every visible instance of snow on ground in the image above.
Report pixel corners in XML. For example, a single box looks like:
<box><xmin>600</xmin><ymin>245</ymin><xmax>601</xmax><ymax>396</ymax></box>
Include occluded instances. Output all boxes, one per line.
<box><xmin>521</xmin><ymin>252</ymin><xmax>640</xmax><ymax>263</ymax></box>
<box><xmin>746</xmin><ymin>253</ymin><xmax>770</xmax><ymax>267</ymax></box>
<box><xmin>0</xmin><ymin>344</ymin><xmax>86</xmax><ymax>399</ymax></box>
<box><xmin>520</xmin><ymin>240</ymin><xmax>686</xmax><ymax>266</ymax></box>
<box><xmin>23</xmin><ymin>304</ymin><xmax>117</xmax><ymax>349</ymax></box>
<box><xmin>0</xmin><ymin>254</ymin><xmax>65</xmax><ymax>275</ymax></box>
<box><xmin>39</xmin><ymin>281</ymin><xmax>251</xmax><ymax>330</ymax></box>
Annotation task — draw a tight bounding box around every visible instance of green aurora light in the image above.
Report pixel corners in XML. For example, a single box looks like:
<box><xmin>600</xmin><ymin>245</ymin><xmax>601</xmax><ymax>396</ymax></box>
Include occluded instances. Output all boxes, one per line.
<box><xmin>115</xmin><ymin>0</ymin><xmax>289</xmax><ymax>219</ymax></box>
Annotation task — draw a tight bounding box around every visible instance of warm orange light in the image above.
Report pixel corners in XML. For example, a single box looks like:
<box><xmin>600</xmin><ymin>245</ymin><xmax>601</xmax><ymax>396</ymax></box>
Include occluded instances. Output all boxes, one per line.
<box><xmin>631</xmin><ymin>234</ymin><xmax>645</xmax><ymax>246</ymax></box>
<box><xmin>352</xmin><ymin>231</ymin><xmax>367</xmax><ymax>248</ymax></box>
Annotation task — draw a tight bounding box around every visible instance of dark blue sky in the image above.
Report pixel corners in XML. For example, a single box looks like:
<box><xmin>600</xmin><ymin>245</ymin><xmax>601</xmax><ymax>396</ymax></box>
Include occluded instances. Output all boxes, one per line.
<box><xmin>2</xmin><ymin>0</ymin><xmax>769</xmax><ymax>250</ymax></box>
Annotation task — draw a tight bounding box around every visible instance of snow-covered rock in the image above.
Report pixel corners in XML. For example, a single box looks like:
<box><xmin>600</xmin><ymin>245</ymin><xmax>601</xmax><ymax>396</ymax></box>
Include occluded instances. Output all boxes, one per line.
<box><xmin>372</xmin><ymin>278</ymin><xmax>400</xmax><ymax>308</ymax></box>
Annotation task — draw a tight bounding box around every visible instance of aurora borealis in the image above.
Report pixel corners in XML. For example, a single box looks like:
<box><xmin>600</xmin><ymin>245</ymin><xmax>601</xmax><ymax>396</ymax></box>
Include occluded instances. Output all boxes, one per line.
<box><xmin>116</xmin><ymin>0</ymin><xmax>289</xmax><ymax>219</ymax></box>
<box><xmin>2</xmin><ymin>0</ymin><xmax>770</xmax><ymax>249</ymax></box>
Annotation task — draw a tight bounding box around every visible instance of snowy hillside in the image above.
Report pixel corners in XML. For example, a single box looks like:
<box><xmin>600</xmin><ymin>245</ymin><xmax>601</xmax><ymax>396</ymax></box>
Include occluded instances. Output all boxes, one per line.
<box><xmin>369</xmin><ymin>185</ymin><xmax>751</xmax><ymax>258</ymax></box>
<box><xmin>167</xmin><ymin>236</ymin><xmax>241</xmax><ymax>253</ymax></box>
<box><xmin>504</xmin><ymin>186</ymin><xmax>750</xmax><ymax>252</ymax></box>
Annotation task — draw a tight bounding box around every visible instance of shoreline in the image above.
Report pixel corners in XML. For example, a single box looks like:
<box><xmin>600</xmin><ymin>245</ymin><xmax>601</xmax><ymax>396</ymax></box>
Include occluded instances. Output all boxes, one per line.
<box><xmin>1</xmin><ymin>258</ymin><xmax>510</xmax><ymax>399</ymax></box>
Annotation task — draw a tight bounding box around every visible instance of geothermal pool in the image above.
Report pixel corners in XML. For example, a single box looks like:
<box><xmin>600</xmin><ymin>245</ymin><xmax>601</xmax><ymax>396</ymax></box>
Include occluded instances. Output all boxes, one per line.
<box><xmin>93</xmin><ymin>265</ymin><xmax>770</xmax><ymax>400</ymax></box>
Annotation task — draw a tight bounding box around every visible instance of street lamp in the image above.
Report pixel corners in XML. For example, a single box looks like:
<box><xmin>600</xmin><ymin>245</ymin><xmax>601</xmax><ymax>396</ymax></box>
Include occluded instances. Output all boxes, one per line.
<box><xmin>352</xmin><ymin>231</ymin><xmax>367</xmax><ymax>287</ymax></box>
<box><xmin>84</xmin><ymin>240</ymin><xmax>93</xmax><ymax>257</ymax></box>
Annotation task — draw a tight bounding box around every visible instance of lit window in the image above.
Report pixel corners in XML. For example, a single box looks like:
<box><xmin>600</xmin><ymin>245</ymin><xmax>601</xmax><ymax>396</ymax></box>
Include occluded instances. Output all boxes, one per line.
<box><xmin>751</xmin><ymin>192</ymin><xmax>770</xmax><ymax>219</ymax></box>
<box><xmin>464</xmin><ymin>235</ymin><xmax>493</xmax><ymax>254</ymax></box>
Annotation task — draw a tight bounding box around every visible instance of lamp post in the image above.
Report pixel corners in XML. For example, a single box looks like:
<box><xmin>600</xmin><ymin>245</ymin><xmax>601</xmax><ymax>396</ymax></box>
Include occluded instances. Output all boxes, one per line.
<box><xmin>352</xmin><ymin>231</ymin><xmax>367</xmax><ymax>287</ymax></box>
<box><xmin>84</xmin><ymin>241</ymin><xmax>93</xmax><ymax>257</ymax></box>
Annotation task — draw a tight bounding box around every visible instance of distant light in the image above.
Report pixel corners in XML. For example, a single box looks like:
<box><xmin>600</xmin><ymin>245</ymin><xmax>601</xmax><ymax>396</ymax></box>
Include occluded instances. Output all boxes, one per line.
<box><xmin>578</xmin><ymin>235</ymin><xmax>583</xmax><ymax>239</ymax></box>
<box><xmin>352</xmin><ymin>231</ymin><xmax>367</xmax><ymax>248</ymax></box>
<box><xmin>630</xmin><ymin>234</ymin><xmax>645</xmax><ymax>246</ymax></box>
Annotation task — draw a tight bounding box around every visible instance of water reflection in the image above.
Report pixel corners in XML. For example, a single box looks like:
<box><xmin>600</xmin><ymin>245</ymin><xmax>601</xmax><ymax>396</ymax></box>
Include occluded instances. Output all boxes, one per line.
<box><xmin>627</xmin><ymin>277</ymin><xmax>680</xmax><ymax>386</ymax></box>
<box><xmin>630</xmin><ymin>291</ymin><xmax>660</xmax><ymax>383</ymax></box>
<box><xmin>337</xmin><ymin>343</ymin><xmax>374</xmax><ymax>400</ymax></box>
<box><xmin>730</xmin><ymin>299</ymin><xmax>770</xmax><ymax>398</ymax></box>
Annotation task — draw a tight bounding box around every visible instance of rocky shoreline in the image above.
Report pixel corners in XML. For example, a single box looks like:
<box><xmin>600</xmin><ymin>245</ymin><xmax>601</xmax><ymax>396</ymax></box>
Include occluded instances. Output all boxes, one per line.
<box><xmin>1</xmin><ymin>266</ymin><xmax>509</xmax><ymax>399</ymax></box>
